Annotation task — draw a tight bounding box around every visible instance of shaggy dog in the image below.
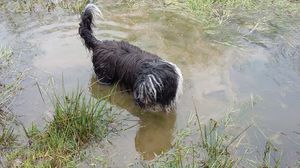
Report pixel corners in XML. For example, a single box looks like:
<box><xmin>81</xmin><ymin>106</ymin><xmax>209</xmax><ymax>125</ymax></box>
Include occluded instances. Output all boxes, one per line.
<box><xmin>79</xmin><ymin>4</ymin><xmax>183</xmax><ymax>110</ymax></box>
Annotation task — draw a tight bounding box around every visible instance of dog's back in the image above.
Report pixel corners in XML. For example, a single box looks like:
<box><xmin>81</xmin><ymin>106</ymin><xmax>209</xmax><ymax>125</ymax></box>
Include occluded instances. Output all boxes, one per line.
<box><xmin>79</xmin><ymin>4</ymin><xmax>183</xmax><ymax>110</ymax></box>
<box><xmin>91</xmin><ymin>40</ymin><xmax>159</xmax><ymax>85</ymax></box>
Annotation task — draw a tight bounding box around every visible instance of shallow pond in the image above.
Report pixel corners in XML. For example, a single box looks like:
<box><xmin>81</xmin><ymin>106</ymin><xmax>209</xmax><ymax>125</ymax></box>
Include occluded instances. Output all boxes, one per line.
<box><xmin>1</xmin><ymin>1</ymin><xmax>300</xmax><ymax>166</ymax></box>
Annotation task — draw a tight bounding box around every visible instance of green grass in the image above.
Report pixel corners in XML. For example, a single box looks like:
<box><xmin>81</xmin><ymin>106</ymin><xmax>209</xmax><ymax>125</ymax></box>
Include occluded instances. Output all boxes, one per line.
<box><xmin>0</xmin><ymin>82</ymin><xmax>21</xmax><ymax>112</ymax></box>
<box><xmin>0</xmin><ymin>47</ymin><xmax>14</xmax><ymax>109</ymax></box>
<box><xmin>6</xmin><ymin>88</ymin><xmax>116</xmax><ymax>167</ymax></box>
<box><xmin>0</xmin><ymin>47</ymin><xmax>23</xmax><ymax>112</ymax></box>
<box><xmin>59</xmin><ymin>0</ymin><xmax>90</xmax><ymax>13</ymax></box>
<box><xmin>0</xmin><ymin>127</ymin><xmax>17</xmax><ymax>149</ymax></box>
<box><xmin>0</xmin><ymin>46</ymin><xmax>13</xmax><ymax>68</ymax></box>
<box><xmin>259</xmin><ymin>141</ymin><xmax>281</xmax><ymax>168</ymax></box>
<box><xmin>1</xmin><ymin>0</ymin><xmax>89</xmax><ymax>13</ymax></box>
<box><xmin>0</xmin><ymin>47</ymin><xmax>20</xmax><ymax>166</ymax></box>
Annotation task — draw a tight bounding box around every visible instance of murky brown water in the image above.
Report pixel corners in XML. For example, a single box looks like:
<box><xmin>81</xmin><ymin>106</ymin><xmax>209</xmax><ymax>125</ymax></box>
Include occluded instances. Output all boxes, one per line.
<box><xmin>1</xmin><ymin>1</ymin><xmax>300</xmax><ymax>166</ymax></box>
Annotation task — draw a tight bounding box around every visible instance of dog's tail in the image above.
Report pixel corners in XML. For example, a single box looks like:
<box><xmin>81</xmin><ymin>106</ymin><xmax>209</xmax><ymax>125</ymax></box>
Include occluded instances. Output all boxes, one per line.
<box><xmin>79</xmin><ymin>4</ymin><xmax>103</xmax><ymax>50</ymax></box>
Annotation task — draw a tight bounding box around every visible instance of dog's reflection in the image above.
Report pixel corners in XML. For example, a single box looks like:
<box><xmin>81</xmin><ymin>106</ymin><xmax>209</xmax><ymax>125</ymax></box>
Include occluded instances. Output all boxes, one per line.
<box><xmin>89</xmin><ymin>76</ymin><xmax>176</xmax><ymax>160</ymax></box>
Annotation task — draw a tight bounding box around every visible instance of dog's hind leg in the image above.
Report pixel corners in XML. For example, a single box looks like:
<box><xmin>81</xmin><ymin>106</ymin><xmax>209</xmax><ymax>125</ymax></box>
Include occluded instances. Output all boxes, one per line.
<box><xmin>95</xmin><ymin>71</ymin><xmax>113</xmax><ymax>85</ymax></box>
<box><xmin>94</xmin><ymin>63</ymin><xmax>115</xmax><ymax>85</ymax></box>
<box><xmin>96</xmin><ymin>76</ymin><xmax>113</xmax><ymax>85</ymax></box>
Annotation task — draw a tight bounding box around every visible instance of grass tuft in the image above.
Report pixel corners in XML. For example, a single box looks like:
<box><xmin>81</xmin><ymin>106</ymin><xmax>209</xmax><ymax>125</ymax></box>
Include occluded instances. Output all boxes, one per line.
<box><xmin>58</xmin><ymin>0</ymin><xmax>90</xmax><ymax>13</ymax></box>
<box><xmin>0</xmin><ymin>47</ymin><xmax>22</xmax><ymax>167</ymax></box>
<box><xmin>0</xmin><ymin>127</ymin><xmax>17</xmax><ymax>149</ymax></box>
<box><xmin>260</xmin><ymin>140</ymin><xmax>282</xmax><ymax>168</ymax></box>
<box><xmin>0</xmin><ymin>47</ymin><xmax>23</xmax><ymax>113</ymax></box>
<box><xmin>7</xmin><ymin>88</ymin><xmax>116</xmax><ymax>167</ymax></box>
<box><xmin>0</xmin><ymin>46</ymin><xmax>13</xmax><ymax>68</ymax></box>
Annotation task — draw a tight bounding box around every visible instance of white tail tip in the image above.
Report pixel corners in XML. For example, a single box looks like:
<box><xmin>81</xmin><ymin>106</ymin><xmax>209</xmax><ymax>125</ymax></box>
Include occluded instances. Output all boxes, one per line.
<box><xmin>85</xmin><ymin>4</ymin><xmax>103</xmax><ymax>19</ymax></box>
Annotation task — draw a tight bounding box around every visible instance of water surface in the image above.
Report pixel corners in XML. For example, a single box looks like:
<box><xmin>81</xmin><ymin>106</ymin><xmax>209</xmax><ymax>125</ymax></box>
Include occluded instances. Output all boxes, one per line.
<box><xmin>1</xmin><ymin>1</ymin><xmax>300</xmax><ymax>166</ymax></box>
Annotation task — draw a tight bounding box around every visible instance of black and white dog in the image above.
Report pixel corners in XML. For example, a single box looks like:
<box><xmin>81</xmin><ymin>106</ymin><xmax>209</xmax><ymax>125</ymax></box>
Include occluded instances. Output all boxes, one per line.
<box><xmin>79</xmin><ymin>4</ymin><xmax>183</xmax><ymax>110</ymax></box>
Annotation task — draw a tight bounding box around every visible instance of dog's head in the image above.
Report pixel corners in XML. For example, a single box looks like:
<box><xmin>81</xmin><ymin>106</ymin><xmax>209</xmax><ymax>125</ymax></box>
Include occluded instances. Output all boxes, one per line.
<box><xmin>133</xmin><ymin>61</ymin><xmax>182</xmax><ymax>111</ymax></box>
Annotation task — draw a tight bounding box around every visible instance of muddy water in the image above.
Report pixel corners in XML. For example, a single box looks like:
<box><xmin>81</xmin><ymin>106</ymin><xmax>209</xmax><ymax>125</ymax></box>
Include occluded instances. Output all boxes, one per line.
<box><xmin>1</xmin><ymin>1</ymin><xmax>300</xmax><ymax>166</ymax></box>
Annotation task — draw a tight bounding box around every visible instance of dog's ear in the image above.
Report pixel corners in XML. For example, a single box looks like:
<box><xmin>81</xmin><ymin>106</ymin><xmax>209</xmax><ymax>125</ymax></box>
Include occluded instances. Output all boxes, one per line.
<box><xmin>133</xmin><ymin>75</ymin><xmax>162</xmax><ymax>107</ymax></box>
<box><xmin>133</xmin><ymin>83</ymin><xmax>147</xmax><ymax>108</ymax></box>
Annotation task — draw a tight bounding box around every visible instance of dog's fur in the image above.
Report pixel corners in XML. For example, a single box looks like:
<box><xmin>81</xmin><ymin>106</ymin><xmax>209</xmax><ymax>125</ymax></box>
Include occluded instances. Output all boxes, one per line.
<box><xmin>79</xmin><ymin>4</ymin><xmax>183</xmax><ymax>110</ymax></box>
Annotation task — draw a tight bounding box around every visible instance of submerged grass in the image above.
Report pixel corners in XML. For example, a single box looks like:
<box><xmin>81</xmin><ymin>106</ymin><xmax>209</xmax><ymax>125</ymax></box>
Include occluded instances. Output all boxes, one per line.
<box><xmin>183</xmin><ymin>0</ymin><xmax>254</xmax><ymax>25</ymax></box>
<box><xmin>5</xmin><ymin>88</ymin><xmax>116</xmax><ymax>167</ymax></box>
<box><xmin>162</xmin><ymin>0</ymin><xmax>297</xmax><ymax>24</ymax></box>
<box><xmin>122</xmin><ymin>0</ymin><xmax>300</xmax><ymax>42</ymax></box>
<box><xmin>142</xmin><ymin>116</ymin><xmax>239</xmax><ymax>167</ymax></box>
<box><xmin>137</xmin><ymin>97</ymin><xmax>282</xmax><ymax>168</ymax></box>
<box><xmin>141</xmin><ymin>118</ymin><xmax>281</xmax><ymax>168</ymax></box>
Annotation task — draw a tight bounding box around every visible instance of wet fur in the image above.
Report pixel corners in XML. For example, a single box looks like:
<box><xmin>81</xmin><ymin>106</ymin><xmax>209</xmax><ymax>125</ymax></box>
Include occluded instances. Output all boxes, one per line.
<box><xmin>79</xmin><ymin>4</ymin><xmax>183</xmax><ymax>110</ymax></box>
